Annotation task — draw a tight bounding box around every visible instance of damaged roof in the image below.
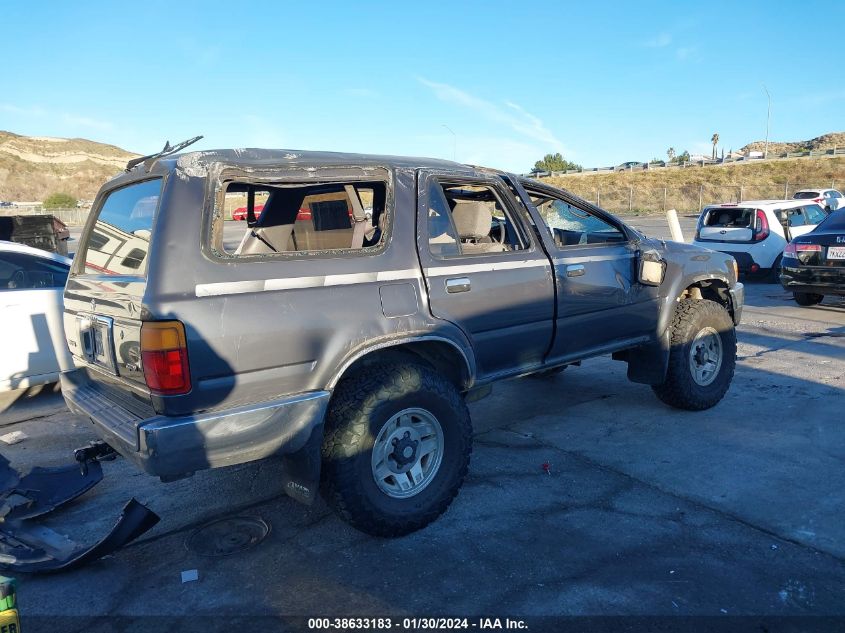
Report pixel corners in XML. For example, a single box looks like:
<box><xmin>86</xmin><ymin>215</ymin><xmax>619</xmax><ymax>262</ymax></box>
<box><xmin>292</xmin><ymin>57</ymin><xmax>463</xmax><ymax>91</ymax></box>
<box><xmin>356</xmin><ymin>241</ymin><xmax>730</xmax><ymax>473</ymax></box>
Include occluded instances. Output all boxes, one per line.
<box><xmin>159</xmin><ymin>148</ymin><xmax>480</xmax><ymax>177</ymax></box>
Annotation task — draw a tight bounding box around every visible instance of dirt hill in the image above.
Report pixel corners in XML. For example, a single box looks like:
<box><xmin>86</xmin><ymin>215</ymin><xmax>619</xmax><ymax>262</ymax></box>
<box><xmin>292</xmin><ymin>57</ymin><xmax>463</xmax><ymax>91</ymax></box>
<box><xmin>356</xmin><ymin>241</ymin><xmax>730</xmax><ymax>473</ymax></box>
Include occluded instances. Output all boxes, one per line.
<box><xmin>0</xmin><ymin>131</ymin><xmax>138</xmax><ymax>202</ymax></box>
<box><xmin>740</xmin><ymin>132</ymin><xmax>845</xmax><ymax>155</ymax></box>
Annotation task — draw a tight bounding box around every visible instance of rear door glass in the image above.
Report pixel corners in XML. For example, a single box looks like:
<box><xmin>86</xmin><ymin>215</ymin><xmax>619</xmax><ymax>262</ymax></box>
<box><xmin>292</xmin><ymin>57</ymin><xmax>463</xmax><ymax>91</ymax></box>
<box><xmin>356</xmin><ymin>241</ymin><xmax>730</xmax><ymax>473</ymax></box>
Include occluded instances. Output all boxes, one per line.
<box><xmin>82</xmin><ymin>179</ymin><xmax>162</xmax><ymax>275</ymax></box>
<box><xmin>703</xmin><ymin>208</ymin><xmax>753</xmax><ymax>227</ymax></box>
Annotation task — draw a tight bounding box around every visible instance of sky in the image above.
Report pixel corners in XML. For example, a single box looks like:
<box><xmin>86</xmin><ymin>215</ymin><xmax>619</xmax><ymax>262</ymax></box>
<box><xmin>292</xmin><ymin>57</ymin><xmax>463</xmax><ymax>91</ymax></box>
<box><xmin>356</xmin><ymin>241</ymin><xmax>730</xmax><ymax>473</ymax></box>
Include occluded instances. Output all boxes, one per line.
<box><xmin>2</xmin><ymin>1</ymin><xmax>844</xmax><ymax>173</ymax></box>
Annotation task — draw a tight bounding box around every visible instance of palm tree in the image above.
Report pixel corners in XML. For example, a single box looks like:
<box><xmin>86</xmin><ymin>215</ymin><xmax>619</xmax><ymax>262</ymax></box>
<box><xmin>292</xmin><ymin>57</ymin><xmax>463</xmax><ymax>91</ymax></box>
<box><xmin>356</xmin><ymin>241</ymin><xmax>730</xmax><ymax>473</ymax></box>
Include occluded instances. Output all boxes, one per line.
<box><xmin>667</xmin><ymin>147</ymin><xmax>676</xmax><ymax>162</ymax></box>
<box><xmin>711</xmin><ymin>133</ymin><xmax>720</xmax><ymax>159</ymax></box>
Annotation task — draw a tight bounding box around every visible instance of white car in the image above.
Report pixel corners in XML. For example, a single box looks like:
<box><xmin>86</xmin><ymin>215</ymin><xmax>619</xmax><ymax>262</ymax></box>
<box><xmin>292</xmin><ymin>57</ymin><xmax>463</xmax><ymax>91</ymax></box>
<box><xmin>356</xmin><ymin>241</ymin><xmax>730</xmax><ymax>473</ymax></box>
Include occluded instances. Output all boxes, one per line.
<box><xmin>792</xmin><ymin>188</ymin><xmax>845</xmax><ymax>213</ymax></box>
<box><xmin>692</xmin><ymin>200</ymin><xmax>828</xmax><ymax>278</ymax></box>
<box><xmin>0</xmin><ymin>241</ymin><xmax>74</xmax><ymax>391</ymax></box>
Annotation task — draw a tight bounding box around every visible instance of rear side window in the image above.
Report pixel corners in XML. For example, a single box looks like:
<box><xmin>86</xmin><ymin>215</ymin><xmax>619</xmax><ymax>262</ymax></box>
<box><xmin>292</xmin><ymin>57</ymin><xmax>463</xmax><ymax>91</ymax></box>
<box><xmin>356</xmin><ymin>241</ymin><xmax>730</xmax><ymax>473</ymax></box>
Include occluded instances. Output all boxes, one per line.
<box><xmin>217</xmin><ymin>180</ymin><xmax>387</xmax><ymax>257</ymax></box>
<box><xmin>82</xmin><ymin>179</ymin><xmax>162</xmax><ymax>275</ymax></box>
<box><xmin>703</xmin><ymin>208</ymin><xmax>753</xmax><ymax>227</ymax></box>
<box><xmin>793</xmin><ymin>191</ymin><xmax>820</xmax><ymax>199</ymax></box>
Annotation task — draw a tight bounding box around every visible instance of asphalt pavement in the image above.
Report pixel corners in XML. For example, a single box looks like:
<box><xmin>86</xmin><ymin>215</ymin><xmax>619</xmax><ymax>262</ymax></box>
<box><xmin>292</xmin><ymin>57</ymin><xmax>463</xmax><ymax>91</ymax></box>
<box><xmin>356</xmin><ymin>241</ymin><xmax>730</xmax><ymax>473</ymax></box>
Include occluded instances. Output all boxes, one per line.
<box><xmin>7</xmin><ymin>215</ymin><xmax>843</xmax><ymax>629</ymax></box>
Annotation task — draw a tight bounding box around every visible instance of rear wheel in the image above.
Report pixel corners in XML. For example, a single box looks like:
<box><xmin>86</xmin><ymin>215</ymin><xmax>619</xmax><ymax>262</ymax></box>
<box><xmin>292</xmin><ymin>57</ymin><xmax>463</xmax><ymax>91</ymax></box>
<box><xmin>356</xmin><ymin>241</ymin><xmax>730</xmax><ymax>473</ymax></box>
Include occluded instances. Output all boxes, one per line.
<box><xmin>793</xmin><ymin>292</ymin><xmax>824</xmax><ymax>306</ymax></box>
<box><xmin>652</xmin><ymin>299</ymin><xmax>736</xmax><ymax>411</ymax></box>
<box><xmin>321</xmin><ymin>362</ymin><xmax>472</xmax><ymax>537</ymax></box>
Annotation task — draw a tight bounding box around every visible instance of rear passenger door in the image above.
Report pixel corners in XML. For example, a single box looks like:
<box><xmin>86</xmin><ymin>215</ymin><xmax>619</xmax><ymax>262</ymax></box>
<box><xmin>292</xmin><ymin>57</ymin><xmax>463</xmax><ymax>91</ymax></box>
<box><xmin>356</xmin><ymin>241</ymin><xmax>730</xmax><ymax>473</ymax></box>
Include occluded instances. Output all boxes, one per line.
<box><xmin>416</xmin><ymin>171</ymin><xmax>554</xmax><ymax>379</ymax></box>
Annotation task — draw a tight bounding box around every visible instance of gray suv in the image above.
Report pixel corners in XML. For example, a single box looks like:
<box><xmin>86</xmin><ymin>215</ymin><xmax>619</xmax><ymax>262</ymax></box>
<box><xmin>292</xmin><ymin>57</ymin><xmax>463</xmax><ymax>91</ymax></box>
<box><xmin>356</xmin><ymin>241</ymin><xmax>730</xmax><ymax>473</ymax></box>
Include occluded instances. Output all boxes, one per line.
<box><xmin>61</xmin><ymin>147</ymin><xmax>744</xmax><ymax>536</ymax></box>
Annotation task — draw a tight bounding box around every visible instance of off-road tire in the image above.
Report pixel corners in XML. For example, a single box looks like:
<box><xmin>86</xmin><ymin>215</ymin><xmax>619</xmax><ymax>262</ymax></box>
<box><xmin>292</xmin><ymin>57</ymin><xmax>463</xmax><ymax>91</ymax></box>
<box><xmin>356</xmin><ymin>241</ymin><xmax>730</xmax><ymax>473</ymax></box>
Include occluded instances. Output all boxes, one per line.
<box><xmin>652</xmin><ymin>299</ymin><xmax>736</xmax><ymax>411</ymax></box>
<box><xmin>321</xmin><ymin>362</ymin><xmax>472</xmax><ymax>537</ymax></box>
<box><xmin>794</xmin><ymin>292</ymin><xmax>824</xmax><ymax>306</ymax></box>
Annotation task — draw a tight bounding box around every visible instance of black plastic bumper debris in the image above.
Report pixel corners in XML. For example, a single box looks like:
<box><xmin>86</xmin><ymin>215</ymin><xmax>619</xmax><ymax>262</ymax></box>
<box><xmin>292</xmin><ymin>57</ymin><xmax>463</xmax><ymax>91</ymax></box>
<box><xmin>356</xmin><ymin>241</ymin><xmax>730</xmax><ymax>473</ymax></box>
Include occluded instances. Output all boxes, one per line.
<box><xmin>0</xmin><ymin>498</ymin><xmax>160</xmax><ymax>573</ymax></box>
<box><xmin>0</xmin><ymin>454</ymin><xmax>160</xmax><ymax>573</ymax></box>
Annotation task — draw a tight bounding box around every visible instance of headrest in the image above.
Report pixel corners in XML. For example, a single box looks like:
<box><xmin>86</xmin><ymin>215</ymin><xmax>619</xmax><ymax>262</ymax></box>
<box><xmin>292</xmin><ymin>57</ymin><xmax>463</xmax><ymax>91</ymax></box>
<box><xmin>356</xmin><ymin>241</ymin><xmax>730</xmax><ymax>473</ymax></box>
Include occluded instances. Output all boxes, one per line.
<box><xmin>452</xmin><ymin>202</ymin><xmax>492</xmax><ymax>239</ymax></box>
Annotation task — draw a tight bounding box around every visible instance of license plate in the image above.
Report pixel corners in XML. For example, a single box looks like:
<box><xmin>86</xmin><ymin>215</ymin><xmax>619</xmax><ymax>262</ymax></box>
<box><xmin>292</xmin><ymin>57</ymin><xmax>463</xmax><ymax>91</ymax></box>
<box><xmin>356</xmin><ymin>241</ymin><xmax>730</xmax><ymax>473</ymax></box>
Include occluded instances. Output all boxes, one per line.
<box><xmin>828</xmin><ymin>246</ymin><xmax>845</xmax><ymax>260</ymax></box>
<box><xmin>77</xmin><ymin>314</ymin><xmax>118</xmax><ymax>374</ymax></box>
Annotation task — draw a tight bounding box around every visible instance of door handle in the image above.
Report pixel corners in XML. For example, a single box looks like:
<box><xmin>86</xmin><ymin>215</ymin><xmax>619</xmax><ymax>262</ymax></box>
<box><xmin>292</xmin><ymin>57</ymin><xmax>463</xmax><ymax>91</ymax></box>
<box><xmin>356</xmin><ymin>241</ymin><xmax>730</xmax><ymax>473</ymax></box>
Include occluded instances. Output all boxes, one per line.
<box><xmin>566</xmin><ymin>264</ymin><xmax>585</xmax><ymax>277</ymax></box>
<box><xmin>445</xmin><ymin>277</ymin><xmax>471</xmax><ymax>293</ymax></box>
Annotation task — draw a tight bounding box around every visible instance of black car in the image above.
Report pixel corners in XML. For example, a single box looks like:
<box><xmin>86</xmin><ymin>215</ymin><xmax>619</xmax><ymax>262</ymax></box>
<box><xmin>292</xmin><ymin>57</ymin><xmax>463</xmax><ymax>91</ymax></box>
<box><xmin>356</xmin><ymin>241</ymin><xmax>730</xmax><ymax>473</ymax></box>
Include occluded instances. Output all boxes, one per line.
<box><xmin>781</xmin><ymin>210</ymin><xmax>845</xmax><ymax>306</ymax></box>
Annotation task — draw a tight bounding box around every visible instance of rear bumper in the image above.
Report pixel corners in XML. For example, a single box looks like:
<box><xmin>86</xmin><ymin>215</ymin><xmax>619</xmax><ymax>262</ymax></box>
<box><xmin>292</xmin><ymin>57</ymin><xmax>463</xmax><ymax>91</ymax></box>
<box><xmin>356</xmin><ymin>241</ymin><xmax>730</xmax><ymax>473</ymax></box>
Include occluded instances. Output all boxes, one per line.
<box><xmin>780</xmin><ymin>264</ymin><xmax>845</xmax><ymax>296</ymax></box>
<box><xmin>61</xmin><ymin>369</ymin><xmax>330</xmax><ymax>480</ymax></box>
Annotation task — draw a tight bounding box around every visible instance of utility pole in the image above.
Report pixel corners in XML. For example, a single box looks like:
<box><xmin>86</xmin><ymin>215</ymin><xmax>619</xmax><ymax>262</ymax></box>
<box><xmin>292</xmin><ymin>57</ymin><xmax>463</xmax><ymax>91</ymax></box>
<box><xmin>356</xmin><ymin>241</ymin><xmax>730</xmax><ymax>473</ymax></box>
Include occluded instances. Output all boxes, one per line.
<box><xmin>441</xmin><ymin>124</ymin><xmax>456</xmax><ymax>161</ymax></box>
<box><xmin>762</xmin><ymin>84</ymin><xmax>771</xmax><ymax>159</ymax></box>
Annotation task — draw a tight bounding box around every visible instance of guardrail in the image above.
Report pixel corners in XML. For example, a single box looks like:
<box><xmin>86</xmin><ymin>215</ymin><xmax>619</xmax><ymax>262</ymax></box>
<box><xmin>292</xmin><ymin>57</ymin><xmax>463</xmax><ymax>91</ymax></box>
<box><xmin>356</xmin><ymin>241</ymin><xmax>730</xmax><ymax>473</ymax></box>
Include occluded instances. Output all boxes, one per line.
<box><xmin>526</xmin><ymin>147</ymin><xmax>845</xmax><ymax>178</ymax></box>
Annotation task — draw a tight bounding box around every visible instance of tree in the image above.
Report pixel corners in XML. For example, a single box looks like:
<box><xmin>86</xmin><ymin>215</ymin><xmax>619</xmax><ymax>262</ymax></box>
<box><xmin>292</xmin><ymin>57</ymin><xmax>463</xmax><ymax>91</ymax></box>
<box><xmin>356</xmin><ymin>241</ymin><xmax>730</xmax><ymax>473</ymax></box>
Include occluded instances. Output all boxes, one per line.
<box><xmin>533</xmin><ymin>153</ymin><xmax>581</xmax><ymax>173</ymax></box>
<box><xmin>678</xmin><ymin>150</ymin><xmax>690</xmax><ymax>163</ymax></box>
<box><xmin>43</xmin><ymin>192</ymin><xmax>77</xmax><ymax>209</ymax></box>
<box><xmin>667</xmin><ymin>147</ymin><xmax>676</xmax><ymax>162</ymax></box>
<box><xmin>711</xmin><ymin>133</ymin><xmax>720</xmax><ymax>159</ymax></box>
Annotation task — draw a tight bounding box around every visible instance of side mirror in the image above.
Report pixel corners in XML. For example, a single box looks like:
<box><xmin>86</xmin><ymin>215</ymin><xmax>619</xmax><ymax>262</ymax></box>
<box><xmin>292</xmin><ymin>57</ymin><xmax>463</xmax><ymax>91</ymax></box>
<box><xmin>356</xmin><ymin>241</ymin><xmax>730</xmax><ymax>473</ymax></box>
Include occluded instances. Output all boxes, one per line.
<box><xmin>638</xmin><ymin>249</ymin><xmax>666</xmax><ymax>286</ymax></box>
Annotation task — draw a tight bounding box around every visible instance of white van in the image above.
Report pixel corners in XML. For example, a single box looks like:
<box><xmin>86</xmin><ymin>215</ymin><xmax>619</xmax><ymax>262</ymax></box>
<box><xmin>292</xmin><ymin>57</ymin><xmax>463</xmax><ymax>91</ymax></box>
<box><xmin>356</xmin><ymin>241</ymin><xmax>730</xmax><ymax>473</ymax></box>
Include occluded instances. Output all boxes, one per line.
<box><xmin>692</xmin><ymin>200</ymin><xmax>827</xmax><ymax>278</ymax></box>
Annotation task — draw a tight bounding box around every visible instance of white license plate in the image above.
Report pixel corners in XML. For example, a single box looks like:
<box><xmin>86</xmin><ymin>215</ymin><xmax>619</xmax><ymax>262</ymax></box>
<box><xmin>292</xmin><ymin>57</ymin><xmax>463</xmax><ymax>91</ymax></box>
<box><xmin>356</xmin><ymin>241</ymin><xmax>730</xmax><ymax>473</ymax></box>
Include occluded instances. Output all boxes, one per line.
<box><xmin>828</xmin><ymin>246</ymin><xmax>845</xmax><ymax>260</ymax></box>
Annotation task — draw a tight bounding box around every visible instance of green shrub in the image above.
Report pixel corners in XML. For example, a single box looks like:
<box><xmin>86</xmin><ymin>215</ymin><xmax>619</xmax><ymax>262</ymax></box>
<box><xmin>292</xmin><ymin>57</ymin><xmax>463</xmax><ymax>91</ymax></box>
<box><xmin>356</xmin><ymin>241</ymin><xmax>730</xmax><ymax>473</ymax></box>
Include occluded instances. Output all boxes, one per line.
<box><xmin>43</xmin><ymin>192</ymin><xmax>77</xmax><ymax>209</ymax></box>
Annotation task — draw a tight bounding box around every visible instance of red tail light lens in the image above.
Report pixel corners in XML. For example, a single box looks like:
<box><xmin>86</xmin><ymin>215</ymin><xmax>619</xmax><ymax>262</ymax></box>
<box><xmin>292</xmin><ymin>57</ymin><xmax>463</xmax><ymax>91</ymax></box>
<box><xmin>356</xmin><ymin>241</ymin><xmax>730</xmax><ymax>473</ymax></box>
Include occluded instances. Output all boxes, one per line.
<box><xmin>784</xmin><ymin>243</ymin><xmax>797</xmax><ymax>257</ymax></box>
<box><xmin>753</xmin><ymin>209</ymin><xmax>769</xmax><ymax>241</ymax></box>
<box><xmin>796</xmin><ymin>244</ymin><xmax>822</xmax><ymax>252</ymax></box>
<box><xmin>814</xmin><ymin>198</ymin><xmax>823</xmax><ymax>204</ymax></box>
<box><xmin>140</xmin><ymin>321</ymin><xmax>191</xmax><ymax>395</ymax></box>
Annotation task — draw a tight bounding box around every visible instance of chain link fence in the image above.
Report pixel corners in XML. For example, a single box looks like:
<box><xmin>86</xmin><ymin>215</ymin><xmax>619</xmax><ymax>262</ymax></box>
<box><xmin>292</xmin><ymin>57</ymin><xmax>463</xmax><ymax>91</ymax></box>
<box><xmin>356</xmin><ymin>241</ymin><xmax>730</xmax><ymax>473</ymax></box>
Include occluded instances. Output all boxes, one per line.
<box><xmin>556</xmin><ymin>182</ymin><xmax>839</xmax><ymax>215</ymax></box>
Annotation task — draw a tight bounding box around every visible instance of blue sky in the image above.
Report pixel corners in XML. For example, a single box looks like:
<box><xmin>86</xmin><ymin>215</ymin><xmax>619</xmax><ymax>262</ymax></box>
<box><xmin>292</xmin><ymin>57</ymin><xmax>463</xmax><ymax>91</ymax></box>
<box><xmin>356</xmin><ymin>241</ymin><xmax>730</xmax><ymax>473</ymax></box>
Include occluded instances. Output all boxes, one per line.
<box><xmin>2</xmin><ymin>1</ymin><xmax>843</xmax><ymax>172</ymax></box>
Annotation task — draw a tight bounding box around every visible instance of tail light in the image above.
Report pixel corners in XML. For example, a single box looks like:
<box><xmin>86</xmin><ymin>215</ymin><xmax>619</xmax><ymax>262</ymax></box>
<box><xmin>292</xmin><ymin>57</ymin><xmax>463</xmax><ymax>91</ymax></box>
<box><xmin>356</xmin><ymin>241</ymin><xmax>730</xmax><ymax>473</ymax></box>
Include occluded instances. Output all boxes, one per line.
<box><xmin>753</xmin><ymin>209</ymin><xmax>769</xmax><ymax>241</ymax></box>
<box><xmin>785</xmin><ymin>243</ymin><xmax>821</xmax><ymax>256</ymax></box>
<box><xmin>814</xmin><ymin>198</ymin><xmax>823</xmax><ymax>204</ymax></box>
<box><xmin>140</xmin><ymin>321</ymin><xmax>191</xmax><ymax>395</ymax></box>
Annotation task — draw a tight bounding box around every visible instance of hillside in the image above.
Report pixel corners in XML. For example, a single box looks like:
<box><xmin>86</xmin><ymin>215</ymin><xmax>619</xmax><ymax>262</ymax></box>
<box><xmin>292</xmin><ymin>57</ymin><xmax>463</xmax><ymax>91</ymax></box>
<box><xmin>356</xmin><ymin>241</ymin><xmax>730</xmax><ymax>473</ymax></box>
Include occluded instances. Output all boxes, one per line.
<box><xmin>740</xmin><ymin>132</ymin><xmax>845</xmax><ymax>155</ymax></box>
<box><xmin>547</xmin><ymin>155</ymin><xmax>845</xmax><ymax>214</ymax></box>
<box><xmin>0</xmin><ymin>131</ymin><xmax>138</xmax><ymax>202</ymax></box>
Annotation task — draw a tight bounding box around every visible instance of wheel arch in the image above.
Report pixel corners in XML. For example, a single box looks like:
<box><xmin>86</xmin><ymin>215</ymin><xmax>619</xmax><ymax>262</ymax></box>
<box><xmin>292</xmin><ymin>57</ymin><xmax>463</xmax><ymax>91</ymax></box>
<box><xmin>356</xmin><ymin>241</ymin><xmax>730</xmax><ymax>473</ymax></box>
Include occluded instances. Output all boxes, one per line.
<box><xmin>327</xmin><ymin>336</ymin><xmax>475</xmax><ymax>391</ymax></box>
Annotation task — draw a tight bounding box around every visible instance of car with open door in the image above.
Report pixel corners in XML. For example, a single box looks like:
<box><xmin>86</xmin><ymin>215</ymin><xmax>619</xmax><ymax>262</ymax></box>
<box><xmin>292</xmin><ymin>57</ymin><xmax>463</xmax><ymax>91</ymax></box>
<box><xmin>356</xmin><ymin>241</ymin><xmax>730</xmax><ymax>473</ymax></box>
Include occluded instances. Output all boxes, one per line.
<box><xmin>692</xmin><ymin>199</ymin><xmax>827</xmax><ymax>279</ymax></box>
<box><xmin>61</xmin><ymin>141</ymin><xmax>744</xmax><ymax>537</ymax></box>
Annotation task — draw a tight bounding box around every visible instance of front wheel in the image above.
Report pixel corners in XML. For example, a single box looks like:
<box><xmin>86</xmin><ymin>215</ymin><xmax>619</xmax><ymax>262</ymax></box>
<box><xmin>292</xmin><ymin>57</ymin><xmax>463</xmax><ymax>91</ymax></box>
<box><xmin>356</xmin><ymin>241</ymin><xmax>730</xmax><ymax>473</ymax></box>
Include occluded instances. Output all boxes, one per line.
<box><xmin>794</xmin><ymin>292</ymin><xmax>824</xmax><ymax>306</ymax></box>
<box><xmin>321</xmin><ymin>362</ymin><xmax>472</xmax><ymax>537</ymax></box>
<box><xmin>652</xmin><ymin>299</ymin><xmax>736</xmax><ymax>411</ymax></box>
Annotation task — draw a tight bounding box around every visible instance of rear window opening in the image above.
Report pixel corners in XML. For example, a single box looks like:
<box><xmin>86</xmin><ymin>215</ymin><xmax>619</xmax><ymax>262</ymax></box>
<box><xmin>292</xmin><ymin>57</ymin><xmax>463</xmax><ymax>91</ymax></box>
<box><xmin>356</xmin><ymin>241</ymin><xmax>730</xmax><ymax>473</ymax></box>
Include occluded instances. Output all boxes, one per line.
<box><xmin>702</xmin><ymin>207</ymin><xmax>754</xmax><ymax>228</ymax></box>
<box><xmin>215</xmin><ymin>181</ymin><xmax>387</xmax><ymax>256</ymax></box>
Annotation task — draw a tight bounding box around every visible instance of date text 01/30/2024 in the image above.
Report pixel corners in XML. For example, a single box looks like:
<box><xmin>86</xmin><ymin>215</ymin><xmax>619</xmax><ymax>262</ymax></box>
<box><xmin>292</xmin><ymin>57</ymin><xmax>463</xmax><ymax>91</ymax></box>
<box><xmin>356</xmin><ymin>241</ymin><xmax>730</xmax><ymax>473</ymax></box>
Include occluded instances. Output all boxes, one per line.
<box><xmin>307</xmin><ymin>617</ymin><xmax>529</xmax><ymax>630</ymax></box>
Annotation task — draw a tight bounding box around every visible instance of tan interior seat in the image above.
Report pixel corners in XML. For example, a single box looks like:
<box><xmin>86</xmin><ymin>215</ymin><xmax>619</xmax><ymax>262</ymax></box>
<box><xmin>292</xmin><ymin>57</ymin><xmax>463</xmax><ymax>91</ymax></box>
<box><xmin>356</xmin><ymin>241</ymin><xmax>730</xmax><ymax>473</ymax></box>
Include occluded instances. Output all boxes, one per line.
<box><xmin>452</xmin><ymin>202</ymin><xmax>506</xmax><ymax>254</ymax></box>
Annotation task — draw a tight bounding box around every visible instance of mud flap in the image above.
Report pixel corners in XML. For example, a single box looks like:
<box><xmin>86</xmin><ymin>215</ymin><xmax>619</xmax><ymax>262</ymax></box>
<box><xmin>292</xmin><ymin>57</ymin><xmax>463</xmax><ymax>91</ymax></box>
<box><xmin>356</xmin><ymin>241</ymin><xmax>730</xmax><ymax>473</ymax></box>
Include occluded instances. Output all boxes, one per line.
<box><xmin>279</xmin><ymin>422</ymin><xmax>324</xmax><ymax>505</ymax></box>
<box><xmin>0</xmin><ymin>499</ymin><xmax>159</xmax><ymax>573</ymax></box>
<box><xmin>626</xmin><ymin>330</ymin><xmax>671</xmax><ymax>385</ymax></box>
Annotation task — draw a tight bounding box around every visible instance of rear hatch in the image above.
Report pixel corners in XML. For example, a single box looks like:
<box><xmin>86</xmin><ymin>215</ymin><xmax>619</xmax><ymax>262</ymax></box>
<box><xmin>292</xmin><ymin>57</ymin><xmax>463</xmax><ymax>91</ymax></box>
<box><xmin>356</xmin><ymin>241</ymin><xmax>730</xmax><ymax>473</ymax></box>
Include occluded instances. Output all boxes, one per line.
<box><xmin>697</xmin><ymin>206</ymin><xmax>755</xmax><ymax>243</ymax></box>
<box><xmin>63</xmin><ymin>178</ymin><xmax>164</xmax><ymax>417</ymax></box>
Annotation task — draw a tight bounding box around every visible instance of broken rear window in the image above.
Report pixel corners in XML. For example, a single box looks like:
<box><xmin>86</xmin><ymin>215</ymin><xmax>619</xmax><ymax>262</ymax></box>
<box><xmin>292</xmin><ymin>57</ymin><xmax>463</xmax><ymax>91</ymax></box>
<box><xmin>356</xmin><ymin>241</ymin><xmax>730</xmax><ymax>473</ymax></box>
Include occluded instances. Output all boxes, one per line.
<box><xmin>215</xmin><ymin>181</ymin><xmax>388</xmax><ymax>257</ymax></box>
<box><xmin>702</xmin><ymin>208</ymin><xmax>754</xmax><ymax>228</ymax></box>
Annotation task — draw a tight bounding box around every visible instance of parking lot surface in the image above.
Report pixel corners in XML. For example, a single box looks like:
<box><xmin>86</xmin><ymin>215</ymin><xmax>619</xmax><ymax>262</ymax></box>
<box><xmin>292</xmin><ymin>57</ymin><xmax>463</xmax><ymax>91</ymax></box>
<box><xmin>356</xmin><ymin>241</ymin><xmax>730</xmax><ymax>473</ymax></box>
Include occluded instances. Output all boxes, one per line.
<box><xmin>6</xmin><ymin>218</ymin><xmax>844</xmax><ymax>626</ymax></box>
